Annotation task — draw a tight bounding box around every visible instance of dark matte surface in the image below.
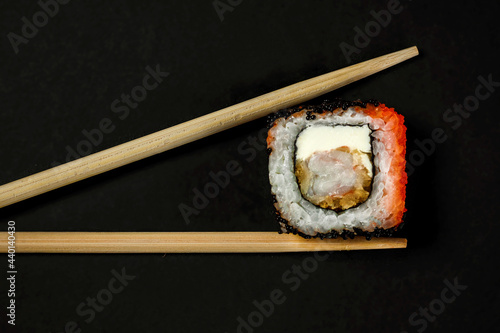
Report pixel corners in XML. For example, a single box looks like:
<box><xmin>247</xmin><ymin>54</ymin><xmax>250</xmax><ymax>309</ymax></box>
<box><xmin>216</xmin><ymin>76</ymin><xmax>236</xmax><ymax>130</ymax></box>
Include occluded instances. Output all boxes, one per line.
<box><xmin>0</xmin><ymin>1</ymin><xmax>498</xmax><ymax>332</ymax></box>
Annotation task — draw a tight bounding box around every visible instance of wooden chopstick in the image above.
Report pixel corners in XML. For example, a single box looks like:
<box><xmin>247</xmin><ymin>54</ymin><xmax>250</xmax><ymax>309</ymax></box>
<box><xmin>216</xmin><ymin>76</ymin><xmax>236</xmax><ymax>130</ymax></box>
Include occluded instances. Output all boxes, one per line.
<box><xmin>0</xmin><ymin>232</ymin><xmax>407</xmax><ymax>253</ymax></box>
<box><xmin>0</xmin><ymin>46</ymin><xmax>418</xmax><ymax>208</ymax></box>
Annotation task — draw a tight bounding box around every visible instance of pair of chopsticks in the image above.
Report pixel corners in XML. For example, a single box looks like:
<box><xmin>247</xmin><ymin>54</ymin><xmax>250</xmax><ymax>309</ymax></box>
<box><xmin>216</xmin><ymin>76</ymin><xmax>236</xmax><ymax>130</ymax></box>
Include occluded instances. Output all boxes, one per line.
<box><xmin>0</xmin><ymin>46</ymin><xmax>418</xmax><ymax>253</ymax></box>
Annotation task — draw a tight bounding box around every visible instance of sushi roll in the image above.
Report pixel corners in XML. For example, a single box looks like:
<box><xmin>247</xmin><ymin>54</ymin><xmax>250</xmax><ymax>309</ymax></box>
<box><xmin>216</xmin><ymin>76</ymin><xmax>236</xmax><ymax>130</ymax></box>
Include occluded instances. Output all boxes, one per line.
<box><xmin>267</xmin><ymin>100</ymin><xmax>407</xmax><ymax>239</ymax></box>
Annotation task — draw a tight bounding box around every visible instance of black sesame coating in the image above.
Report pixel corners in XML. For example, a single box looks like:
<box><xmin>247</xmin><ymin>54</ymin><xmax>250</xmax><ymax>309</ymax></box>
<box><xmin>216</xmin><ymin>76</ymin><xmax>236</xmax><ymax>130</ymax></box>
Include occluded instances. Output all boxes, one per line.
<box><xmin>266</xmin><ymin>98</ymin><xmax>380</xmax><ymax>129</ymax></box>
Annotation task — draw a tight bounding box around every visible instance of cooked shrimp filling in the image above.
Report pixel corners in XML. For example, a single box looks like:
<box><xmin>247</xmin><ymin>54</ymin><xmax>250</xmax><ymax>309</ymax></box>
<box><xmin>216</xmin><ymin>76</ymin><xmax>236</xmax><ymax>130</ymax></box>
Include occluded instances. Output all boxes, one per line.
<box><xmin>294</xmin><ymin>125</ymin><xmax>373</xmax><ymax>211</ymax></box>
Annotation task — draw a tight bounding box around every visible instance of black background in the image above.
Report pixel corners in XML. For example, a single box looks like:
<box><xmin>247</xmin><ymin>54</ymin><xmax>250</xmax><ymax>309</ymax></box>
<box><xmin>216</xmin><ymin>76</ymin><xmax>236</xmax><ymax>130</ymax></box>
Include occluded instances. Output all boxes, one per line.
<box><xmin>1</xmin><ymin>0</ymin><xmax>499</xmax><ymax>332</ymax></box>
